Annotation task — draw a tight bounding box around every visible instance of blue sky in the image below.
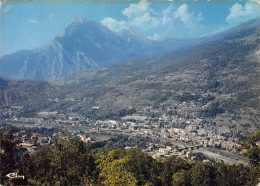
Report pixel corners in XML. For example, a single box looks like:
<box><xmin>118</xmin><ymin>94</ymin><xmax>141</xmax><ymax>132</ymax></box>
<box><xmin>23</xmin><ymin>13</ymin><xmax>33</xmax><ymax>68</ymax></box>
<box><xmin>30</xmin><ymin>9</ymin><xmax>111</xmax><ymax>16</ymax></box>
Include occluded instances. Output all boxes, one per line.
<box><xmin>1</xmin><ymin>0</ymin><xmax>260</xmax><ymax>56</ymax></box>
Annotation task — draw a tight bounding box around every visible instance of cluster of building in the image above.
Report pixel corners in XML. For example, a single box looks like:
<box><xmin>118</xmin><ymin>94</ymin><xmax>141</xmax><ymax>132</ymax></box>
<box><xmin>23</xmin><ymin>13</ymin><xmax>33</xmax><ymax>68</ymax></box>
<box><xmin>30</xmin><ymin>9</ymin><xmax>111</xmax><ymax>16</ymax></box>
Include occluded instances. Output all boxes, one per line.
<box><xmin>12</xmin><ymin>130</ymin><xmax>51</xmax><ymax>154</ymax></box>
<box><xmin>0</xmin><ymin>105</ymin><xmax>247</xmax><ymax>164</ymax></box>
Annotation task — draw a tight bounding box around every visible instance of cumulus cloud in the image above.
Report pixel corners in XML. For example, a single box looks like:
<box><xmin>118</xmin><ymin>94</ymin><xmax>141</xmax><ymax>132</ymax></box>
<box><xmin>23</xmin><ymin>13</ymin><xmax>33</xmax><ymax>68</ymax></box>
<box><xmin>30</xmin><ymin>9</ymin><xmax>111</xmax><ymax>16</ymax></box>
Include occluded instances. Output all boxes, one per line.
<box><xmin>101</xmin><ymin>0</ymin><xmax>159</xmax><ymax>31</ymax></box>
<box><xmin>128</xmin><ymin>12</ymin><xmax>159</xmax><ymax>28</ymax></box>
<box><xmin>226</xmin><ymin>2</ymin><xmax>259</xmax><ymax>25</ymax></box>
<box><xmin>162</xmin><ymin>4</ymin><xmax>203</xmax><ymax>27</ymax></box>
<box><xmin>101</xmin><ymin>17</ymin><xmax>127</xmax><ymax>32</ymax></box>
<box><xmin>123</xmin><ymin>0</ymin><xmax>159</xmax><ymax>29</ymax></box>
<box><xmin>174</xmin><ymin>4</ymin><xmax>194</xmax><ymax>27</ymax></box>
<box><xmin>122</xmin><ymin>0</ymin><xmax>151</xmax><ymax>18</ymax></box>
<box><xmin>162</xmin><ymin>5</ymin><xmax>174</xmax><ymax>25</ymax></box>
<box><xmin>250</xmin><ymin>0</ymin><xmax>260</xmax><ymax>4</ymax></box>
<box><xmin>100</xmin><ymin>0</ymin><xmax>203</xmax><ymax>35</ymax></box>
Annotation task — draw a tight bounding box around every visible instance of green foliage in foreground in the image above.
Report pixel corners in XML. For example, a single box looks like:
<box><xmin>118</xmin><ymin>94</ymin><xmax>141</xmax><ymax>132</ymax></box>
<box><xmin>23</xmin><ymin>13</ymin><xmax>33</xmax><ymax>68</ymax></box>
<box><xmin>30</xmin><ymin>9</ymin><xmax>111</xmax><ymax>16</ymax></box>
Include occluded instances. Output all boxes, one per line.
<box><xmin>1</xmin><ymin>128</ymin><xmax>259</xmax><ymax>186</ymax></box>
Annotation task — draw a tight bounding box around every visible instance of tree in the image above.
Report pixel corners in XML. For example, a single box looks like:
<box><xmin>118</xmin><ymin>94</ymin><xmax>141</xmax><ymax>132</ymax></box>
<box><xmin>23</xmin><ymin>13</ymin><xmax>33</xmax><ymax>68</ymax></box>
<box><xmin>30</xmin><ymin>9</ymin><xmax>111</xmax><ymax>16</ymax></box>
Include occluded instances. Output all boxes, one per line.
<box><xmin>215</xmin><ymin>161</ymin><xmax>229</xmax><ymax>186</ymax></box>
<box><xmin>237</xmin><ymin>130</ymin><xmax>260</xmax><ymax>167</ymax></box>
<box><xmin>172</xmin><ymin>170</ymin><xmax>191</xmax><ymax>186</ymax></box>
<box><xmin>0</xmin><ymin>126</ymin><xmax>17</xmax><ymax>184</ymax></box>
<box><xmin>27</xmin><ymin>130</ymin><xmax>96</xmax><ymax>185</ymax></box>
<box><xmin>191</xmin><ymin>161</ymin><xmax>217</xmax><ymax>186</ymax></box>
<box><xmin>97</xmin><ymin>148</ymin><xmax>137</xmax><ymax>185</ymax></box>
<box><xmin>236</xmin><ymin>130</ymin><xmax>260</xmax><ymax>185</ymax></box>
<box><xmin>20</xmin><ymin>152</ymin><xmax>36</xmax><ymax>179</ymax></box>
<box><xmin>98</xmin><ymin>157</ymin><xmax>138</xmax><ymax>185</ymax></box>
<box><xmin>96</xmin><ymin>147</ymin><xmax>161</xmax><ymax>185</ymax></box>
<box><xmin>125</xmin><ymin>148</ymin><xmax>161</xmax><ymax>185</ymax></box>
<box><xmin>161</xmin><ymin>156</ymin><xmax>193</xmax><ymax>185</ymax></box>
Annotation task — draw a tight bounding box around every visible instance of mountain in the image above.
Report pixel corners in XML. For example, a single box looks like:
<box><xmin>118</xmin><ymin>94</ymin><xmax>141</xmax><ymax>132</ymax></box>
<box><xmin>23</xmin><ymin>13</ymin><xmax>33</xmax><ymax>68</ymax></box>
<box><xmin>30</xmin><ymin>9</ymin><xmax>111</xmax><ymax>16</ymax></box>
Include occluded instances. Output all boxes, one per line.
<box><xmin>48</xmin><ymin>18</ymin><xmax>259</xmax><ymax>135</ymax></box>
<box><xmin>3</xmin><ymin>16</ymin><xmax>256</xmax><ymax>82</ymax></box>
<box><xmin>200</xmin><ymin>17</ymin><xmax>260</xmax><ymax>42</ymax></box>
<box><xmin>0</xmin><ymin>76</ymin><xmax>56</xmax><ymax>108</ymax></box>
<box><xmin>0</xmin><ymin>17</ymin><xmax>199</xmax><ymax>81</ymax></box>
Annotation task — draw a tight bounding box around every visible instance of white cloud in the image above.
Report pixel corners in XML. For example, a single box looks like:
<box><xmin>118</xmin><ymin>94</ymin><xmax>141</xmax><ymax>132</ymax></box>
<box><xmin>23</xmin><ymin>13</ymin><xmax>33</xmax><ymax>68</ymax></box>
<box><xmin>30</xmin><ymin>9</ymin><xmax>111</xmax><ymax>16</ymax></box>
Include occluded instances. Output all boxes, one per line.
<box><xmin>122</xmin><ymin>0</ymin><xmax>151</xmax><ymax>18</ymax></box>
<box><xmin>226</xmin><ymin>2</ymin><xmax>259</xmax><ymax>25</ymax></box>
<box><xmin>122</xmin><ymin>0</ymin><xmax>159</xmax><ymax>29</ymax></box>
<box><xmin>148</xmin><ymin>33</ymin><xmax>161</xmax><ymax>40</ymax></box>
<box><xmin>29</xmin><ymin>19</ymin><xmax>39</xmax><ymax>24</ymax></box>
<box><xmin>101</xmin><ymin>0</ymin><xmax>159</xmax><ymax>32</ymax></box>
<box><xmin>162</xmin><ymin>5</ymin><xmax>174</xmax><ymax>25</ymax></box>
<box><xmin>101</xmin><ymin>17</ymin><xmax>127</xmax><ymax>32</ymax></box>
<box><xmin>100</xmin><ymin>0</ymin><xmax>203</xmax><ymax>36</ymax></box>
<box><xmin>250</xmin><ymin>0</ymin><xmax>260</xmax><ymax>4</ymax></box>
<box><xmin>129</xmin><ymin>12</ymin><xmax>159</xmax><ymax>28</ymax></box>
<box><xmin>162</xmin><ymin>4</ymin><xmax>203</xmax><ymax>27</ymax></box>
<box><xmin>174</xmin><ymin>4</ymin><xmax>193</xmax><ymax>27</ymax></box>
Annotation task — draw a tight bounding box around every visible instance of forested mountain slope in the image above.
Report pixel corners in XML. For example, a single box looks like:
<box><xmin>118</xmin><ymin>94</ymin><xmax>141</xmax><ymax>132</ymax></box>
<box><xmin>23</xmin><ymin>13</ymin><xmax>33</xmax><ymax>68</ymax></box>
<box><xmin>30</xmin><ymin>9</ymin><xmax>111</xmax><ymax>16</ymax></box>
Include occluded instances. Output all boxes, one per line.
<box><xmin>53</xmin><ymin>19</ymin><xmax>260</xmax><ymax>135</ymax></box>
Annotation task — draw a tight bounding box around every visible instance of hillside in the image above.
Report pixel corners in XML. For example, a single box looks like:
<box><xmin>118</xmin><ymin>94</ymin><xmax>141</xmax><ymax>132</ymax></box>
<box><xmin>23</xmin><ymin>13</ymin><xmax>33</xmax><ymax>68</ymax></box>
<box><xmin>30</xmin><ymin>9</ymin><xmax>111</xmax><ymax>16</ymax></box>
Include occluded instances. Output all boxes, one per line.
<box><xmin>50</xmin><ymin>18</ymin><xmax>260</xmax><ymax>135</ymax></box>
<box><xmin>0</xmin><ymin>77</ymin><xmax>56</xmax><ymax>108</ymax></box>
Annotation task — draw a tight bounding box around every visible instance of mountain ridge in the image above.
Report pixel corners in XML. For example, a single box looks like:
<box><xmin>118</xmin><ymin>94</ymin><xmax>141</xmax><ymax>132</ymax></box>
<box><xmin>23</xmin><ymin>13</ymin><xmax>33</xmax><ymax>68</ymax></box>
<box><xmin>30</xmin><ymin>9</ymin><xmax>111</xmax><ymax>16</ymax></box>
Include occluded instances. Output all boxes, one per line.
<box><xmin>0</xmin><ymin>17</ymin><xmax>174</xmax><ymax>81</ymax></box>
<box><xmin>2</xmin><ymin>17</ymin><xmax>259</xmax><ymax>81</ymax></box>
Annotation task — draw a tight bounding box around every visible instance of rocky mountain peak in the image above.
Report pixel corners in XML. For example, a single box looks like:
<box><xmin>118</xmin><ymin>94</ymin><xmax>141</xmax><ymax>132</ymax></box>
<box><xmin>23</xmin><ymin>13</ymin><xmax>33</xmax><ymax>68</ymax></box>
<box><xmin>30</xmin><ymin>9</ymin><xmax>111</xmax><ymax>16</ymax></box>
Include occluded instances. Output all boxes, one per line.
<box><xmin>57</xmin><ymin>17</ymin><xmax>111</xmax><ymax>39</ymax></box>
